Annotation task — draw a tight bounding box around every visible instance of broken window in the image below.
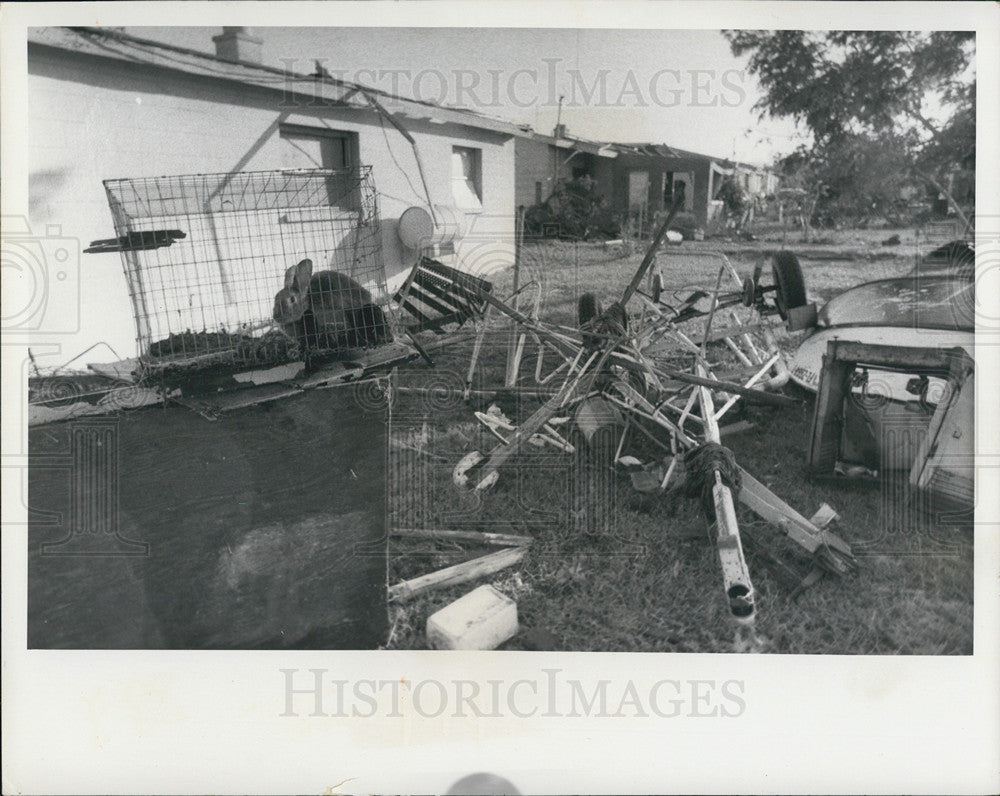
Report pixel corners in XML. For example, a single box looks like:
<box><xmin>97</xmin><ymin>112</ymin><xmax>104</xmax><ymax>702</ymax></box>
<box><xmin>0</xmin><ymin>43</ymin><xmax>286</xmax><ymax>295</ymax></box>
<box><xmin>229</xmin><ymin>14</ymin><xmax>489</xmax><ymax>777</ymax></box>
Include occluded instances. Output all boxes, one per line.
<box><xmin>452</xmin><ymin>146</ymin><xmax>482</xmax><ymax>210</ymax></box>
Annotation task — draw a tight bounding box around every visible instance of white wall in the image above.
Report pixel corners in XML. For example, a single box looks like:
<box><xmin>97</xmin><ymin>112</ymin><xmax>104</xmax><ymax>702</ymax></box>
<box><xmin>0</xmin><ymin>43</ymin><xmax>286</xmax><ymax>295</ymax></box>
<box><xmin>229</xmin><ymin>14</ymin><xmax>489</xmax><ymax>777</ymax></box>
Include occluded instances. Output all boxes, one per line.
<box><xmin>26</xmin><ymin>46</ymin><xmax>515</xmax><ymax>365</ymax></box>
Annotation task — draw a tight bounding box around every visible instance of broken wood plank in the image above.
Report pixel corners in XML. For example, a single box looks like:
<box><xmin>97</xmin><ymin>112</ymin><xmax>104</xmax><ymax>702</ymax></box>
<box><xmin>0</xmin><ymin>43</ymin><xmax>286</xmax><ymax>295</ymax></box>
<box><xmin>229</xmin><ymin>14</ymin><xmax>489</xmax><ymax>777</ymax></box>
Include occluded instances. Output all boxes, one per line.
<box><xmin>808</xmin><ymin>503</ymin><xmax>840</xmax><ymax>529</ymax></box>
<box><xmin>737</xmin><ymin>467</ymin><xmax>855</xmax><ymax>561</ymax></box>
<box><xmin>719</xmin><ymin>420</ymin><xmax>755</xmax><ymax>437</ymax></box>
<box><xmin>391</xmin><ymin>529</ymin><xmax>532</xmax><ymax>547</ymax></box>
<box><xmin>389</xmin><ymin>546</ymin><xmax>526</xmax><ymax>603</ymax></box>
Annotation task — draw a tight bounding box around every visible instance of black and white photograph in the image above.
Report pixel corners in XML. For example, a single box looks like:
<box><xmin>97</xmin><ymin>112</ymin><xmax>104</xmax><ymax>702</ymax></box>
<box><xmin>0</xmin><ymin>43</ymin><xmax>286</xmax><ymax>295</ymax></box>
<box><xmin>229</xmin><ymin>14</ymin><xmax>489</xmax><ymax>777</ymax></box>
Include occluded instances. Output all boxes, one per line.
<box><xmin>3</xmin><ymin>2</ymin><xmax>998</xmax><ymax>793</ymax></box>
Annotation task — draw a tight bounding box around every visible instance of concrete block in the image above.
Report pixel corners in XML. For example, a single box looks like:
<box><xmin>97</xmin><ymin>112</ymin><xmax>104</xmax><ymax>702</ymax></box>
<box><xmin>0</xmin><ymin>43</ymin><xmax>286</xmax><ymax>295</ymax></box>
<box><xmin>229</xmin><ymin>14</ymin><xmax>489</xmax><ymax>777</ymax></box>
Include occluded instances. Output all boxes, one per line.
<box><xmin>426</xmin><ymin>585</ymin><xmax>518</xmax><ymax>650</ymax></box>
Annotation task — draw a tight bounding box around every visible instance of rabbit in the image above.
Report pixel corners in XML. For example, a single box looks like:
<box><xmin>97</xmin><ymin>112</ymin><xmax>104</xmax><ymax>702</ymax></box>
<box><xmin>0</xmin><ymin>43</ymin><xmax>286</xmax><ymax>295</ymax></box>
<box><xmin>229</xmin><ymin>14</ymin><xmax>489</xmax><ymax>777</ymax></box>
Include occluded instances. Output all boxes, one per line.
<box><xmin>273</xmin><ymin>259</ymin><xmax>320</xmax><ymax>360</ymax></box>
<box><xmin>343</xmin><ymin>302</ymin><xmax>391</xmax><ymax>348</ymax></box>
<box><xmin>272</xmin><ymin>258</ymin><xmax>388</xmax><ymax>363</ymax></box>
<box><xmin>307</xmin><ymin>268</ymin><xmax>375</xmax><ymax>336</ymax></box>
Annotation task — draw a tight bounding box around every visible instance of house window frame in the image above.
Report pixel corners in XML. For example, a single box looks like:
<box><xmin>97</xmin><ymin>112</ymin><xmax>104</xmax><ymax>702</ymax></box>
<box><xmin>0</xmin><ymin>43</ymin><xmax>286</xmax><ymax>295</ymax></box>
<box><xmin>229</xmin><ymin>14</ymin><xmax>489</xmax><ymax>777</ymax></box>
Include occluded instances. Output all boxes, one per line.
<box><xmin>279</xmin><ymin>123</ymin><xmax>361</xmax><ymax>208</ymax></box>
<box><xmin>279</xmin><ymin>123</ymin><xmax>360</xmax><ymax>172</ymax></box>
<box><xmin>452</xmin><ymin>145</ymin><xmax>483</xmax><ymax>211</ymax></box>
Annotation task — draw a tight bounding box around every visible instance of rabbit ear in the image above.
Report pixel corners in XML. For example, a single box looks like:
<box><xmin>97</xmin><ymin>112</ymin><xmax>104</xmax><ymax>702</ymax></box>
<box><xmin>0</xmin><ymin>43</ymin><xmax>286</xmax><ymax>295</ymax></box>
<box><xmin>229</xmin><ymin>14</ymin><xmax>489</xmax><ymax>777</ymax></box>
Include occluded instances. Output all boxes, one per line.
<box><xmin>284</xmin><ymin>259</ymin><xmax>313</xmax><ymax>294</ymax></box>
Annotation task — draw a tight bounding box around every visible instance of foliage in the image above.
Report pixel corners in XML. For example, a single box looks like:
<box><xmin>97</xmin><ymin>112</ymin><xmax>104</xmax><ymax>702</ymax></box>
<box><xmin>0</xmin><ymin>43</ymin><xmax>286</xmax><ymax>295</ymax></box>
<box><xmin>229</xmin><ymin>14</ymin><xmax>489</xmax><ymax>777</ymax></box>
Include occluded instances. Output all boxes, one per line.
<box><xmin>524</xmin><ymin>176</ymin><xmax>621</xmax><ymax>240</ymax></box>
<box><xmin>778</xmin><ymin>134</ymin><xmax>924</xmax><ymax>227</ymax></box>
<box><xmin>725</xmin><ymin>30</ymin><xmax>975</xmax><ymax>226</ymax></box>
<box><xmin>717</xmin><ymin>176</ymin><xmax>748</xmax><ymax>215</ymax></box>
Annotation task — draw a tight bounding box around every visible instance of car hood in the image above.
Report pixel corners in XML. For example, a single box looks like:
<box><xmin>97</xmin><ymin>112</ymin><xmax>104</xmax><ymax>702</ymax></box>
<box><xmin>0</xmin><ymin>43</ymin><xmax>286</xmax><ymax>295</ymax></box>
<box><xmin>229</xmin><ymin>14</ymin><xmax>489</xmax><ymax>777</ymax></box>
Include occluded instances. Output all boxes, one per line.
<box><xmin>818</xmin><ymin>276</ymin><xmax>974</xmax><ymax>332</ymax></box>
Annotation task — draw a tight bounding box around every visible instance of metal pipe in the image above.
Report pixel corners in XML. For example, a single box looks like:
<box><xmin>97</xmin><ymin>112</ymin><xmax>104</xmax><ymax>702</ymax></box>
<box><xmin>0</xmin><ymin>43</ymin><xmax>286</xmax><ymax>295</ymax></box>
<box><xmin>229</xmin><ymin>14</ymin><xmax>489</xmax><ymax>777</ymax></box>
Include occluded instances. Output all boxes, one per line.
<box><xmin>696</xmin><ymin>361</ymin><xmax>755</xmax><ymax>623</ymax></box>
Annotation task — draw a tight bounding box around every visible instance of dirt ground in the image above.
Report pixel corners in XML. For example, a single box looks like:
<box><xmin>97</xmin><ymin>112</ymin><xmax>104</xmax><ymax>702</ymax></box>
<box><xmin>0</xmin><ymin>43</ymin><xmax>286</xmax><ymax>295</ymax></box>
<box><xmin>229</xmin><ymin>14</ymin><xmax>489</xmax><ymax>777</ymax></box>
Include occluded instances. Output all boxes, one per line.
<box><xmin>28</xmin><ymin>386</ymin><xmax>389</xmax><ymax>649</ymax></box>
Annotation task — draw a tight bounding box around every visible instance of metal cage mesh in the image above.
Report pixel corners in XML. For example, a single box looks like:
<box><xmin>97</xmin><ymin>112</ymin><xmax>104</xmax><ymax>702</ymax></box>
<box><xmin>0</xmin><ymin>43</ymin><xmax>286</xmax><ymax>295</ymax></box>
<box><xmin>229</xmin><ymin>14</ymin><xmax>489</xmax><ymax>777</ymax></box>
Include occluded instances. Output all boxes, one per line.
<box><xmin>103</xmin><ymin>167</ymin><xmax>395</xmax><ymax>370</ymax></box>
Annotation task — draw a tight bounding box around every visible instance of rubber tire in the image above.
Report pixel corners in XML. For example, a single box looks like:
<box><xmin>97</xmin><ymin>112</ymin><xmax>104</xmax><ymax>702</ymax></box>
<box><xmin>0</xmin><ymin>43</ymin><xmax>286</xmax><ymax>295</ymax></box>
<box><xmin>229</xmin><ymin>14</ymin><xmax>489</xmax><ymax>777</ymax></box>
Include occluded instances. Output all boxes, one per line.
<box><xmin>578</xmin><ymin>292</ymin><xmax>602</xmax><ymax>351</ymax></box>
<box><xmin>578</xmin><ymin>292</ymin><xmax>602</xmax><ymax>327</ymax></box>
<box><xmin>771</xmin><ymin>251</ymin><xmax>807</xmax><ymax>320</ymax></box>
<box><xmin>649</xmin><ymin>272</ymin><xmax>664</xmax><ymax>303</ymax></box>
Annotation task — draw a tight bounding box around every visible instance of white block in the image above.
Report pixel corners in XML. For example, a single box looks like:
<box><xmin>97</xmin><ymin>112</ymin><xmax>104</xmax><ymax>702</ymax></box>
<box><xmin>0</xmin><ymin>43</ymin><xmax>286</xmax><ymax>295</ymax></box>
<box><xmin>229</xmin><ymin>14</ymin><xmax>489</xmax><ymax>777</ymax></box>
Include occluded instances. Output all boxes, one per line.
<box><xmin>426</xmin><ymin>585</ymin><xmax>518</xmax><ymax>650</ymax></box>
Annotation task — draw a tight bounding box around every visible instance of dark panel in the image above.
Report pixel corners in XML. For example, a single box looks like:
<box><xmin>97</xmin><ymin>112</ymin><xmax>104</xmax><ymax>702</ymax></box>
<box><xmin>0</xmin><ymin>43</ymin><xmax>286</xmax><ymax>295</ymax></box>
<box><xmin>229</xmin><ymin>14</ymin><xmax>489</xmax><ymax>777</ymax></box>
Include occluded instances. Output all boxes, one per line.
<box><xmin>28</xmin><ymin>385</ymin><xmax>387</xmax><ymax>649</ymax></box>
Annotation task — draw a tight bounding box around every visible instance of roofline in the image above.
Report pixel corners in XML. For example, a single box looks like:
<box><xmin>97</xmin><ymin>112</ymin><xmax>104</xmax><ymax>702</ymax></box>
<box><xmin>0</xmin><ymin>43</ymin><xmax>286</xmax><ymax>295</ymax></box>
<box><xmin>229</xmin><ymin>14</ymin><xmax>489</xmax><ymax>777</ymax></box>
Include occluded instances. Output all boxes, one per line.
<box><xmin>521</xmin><ymin>130</ymin><xmax>618</xmax><ymax>158</ymax></box>
<box><xmin>27</xmin><ymin>27</ymin><xmax>777</xmax><ymax>167</ymax></box>
<box><xmin>612</xmin><ymin>142</ymin><xmax>775</xmax><ymax>170</ymax></box>
<box><xmin>27</xmin><ymin>26</ymin><xmax>528</xmax><ymax>139</ymax></box>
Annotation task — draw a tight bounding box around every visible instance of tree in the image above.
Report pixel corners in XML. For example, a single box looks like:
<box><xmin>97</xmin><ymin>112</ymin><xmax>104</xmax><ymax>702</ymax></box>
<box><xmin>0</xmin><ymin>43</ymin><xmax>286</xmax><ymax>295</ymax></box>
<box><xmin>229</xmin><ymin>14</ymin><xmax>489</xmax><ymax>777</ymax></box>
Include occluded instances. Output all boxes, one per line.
<box><xmin>780</xmin><ymin>133</ymin><xmax>924</xmax><ymax>231</ymax></box>
<box><xmin>725</xmin><ymin>30</ymin><xmax>975</xmax><ymax>229</ymax></box>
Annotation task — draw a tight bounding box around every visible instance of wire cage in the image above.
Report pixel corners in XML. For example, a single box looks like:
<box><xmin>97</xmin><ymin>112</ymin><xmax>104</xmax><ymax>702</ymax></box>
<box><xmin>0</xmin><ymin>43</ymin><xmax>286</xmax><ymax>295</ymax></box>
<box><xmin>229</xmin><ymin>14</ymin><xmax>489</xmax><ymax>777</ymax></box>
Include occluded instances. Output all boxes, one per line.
<box><xmin>102</xmin><ymin>167</ymin><xmax>396</xmax><ymax>375</ymax></box>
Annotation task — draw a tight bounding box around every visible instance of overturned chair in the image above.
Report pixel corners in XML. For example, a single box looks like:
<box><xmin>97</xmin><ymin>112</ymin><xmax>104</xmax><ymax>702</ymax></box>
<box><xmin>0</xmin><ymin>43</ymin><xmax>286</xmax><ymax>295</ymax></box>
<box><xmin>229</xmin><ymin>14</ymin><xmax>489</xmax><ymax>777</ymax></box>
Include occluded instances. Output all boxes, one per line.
<box><xmin>393</xmin><ymin>256</ymin><xmax>497</xmax><ymax>380</ymax></box>
<box><xmin>394</xmin><ymin>256</ymin><xmax>494</xmax><ymax>335</ymax></box>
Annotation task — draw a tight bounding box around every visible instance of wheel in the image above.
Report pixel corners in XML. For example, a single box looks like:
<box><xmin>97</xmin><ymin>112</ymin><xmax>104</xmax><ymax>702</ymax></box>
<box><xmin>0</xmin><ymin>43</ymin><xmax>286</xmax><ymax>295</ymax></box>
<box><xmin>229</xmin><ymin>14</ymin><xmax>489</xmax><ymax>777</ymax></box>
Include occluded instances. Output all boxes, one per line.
<box><xmin>648</xmin><ymin>270</ymin><xmax>664</xmax><ymax>303</ymax></box>
<box><xmin>578</xmin><ymin>292</ymin><xmax>602</xmax><ymax>326</ymax></box>
<box><xmin>771</xmin><ymin>251</ymin><xmax>807</xmax><ymax>320</ymax></box>
<box><xmin>578</xmin><ymin>292</ymin><xmax>602</xmax><ymax>350</ymax></box>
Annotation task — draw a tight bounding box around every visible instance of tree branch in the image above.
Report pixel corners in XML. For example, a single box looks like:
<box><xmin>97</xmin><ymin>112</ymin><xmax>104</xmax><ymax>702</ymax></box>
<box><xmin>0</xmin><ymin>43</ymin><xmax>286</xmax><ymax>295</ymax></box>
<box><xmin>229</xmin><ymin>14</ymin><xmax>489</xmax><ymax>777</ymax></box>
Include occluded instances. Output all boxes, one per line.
<box><xmin>912</xmin><ymin>165</ymin><xmax>971</xmax><ymax>231</ymax></box>
<box><xmin>905</xmin><ymin>101</ymin><xmax>943</xmax><ymax>142</ymax></box>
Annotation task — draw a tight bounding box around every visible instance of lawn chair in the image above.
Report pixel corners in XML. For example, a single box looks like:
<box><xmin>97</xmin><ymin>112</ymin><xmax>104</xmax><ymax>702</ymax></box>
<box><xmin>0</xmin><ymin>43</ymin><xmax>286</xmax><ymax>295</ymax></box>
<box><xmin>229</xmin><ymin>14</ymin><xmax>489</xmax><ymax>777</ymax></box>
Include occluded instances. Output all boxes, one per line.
<box><xmin>394</xmin><ymin>256</ymin><xmax>493</xmax><ymax>335</ymax></box>
<box><xmin>393</xmin><ymin>256</ymin><xmax>495</xmax><ymax>376</ymax></box>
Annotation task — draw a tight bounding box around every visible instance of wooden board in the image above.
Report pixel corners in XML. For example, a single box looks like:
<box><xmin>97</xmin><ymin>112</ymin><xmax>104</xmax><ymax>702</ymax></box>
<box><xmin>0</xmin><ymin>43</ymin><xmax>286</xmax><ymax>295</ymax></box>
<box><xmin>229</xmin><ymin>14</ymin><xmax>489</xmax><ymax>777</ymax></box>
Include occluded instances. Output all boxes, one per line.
<box><xmin>911</xmin><ymin>369</ymin><xmax>975</xmax><ymax>509</ymax></box>
<box><xmin>28</xmin><ymin>385</ymin><xmax>388</xmax><ymax>649</ymax></box>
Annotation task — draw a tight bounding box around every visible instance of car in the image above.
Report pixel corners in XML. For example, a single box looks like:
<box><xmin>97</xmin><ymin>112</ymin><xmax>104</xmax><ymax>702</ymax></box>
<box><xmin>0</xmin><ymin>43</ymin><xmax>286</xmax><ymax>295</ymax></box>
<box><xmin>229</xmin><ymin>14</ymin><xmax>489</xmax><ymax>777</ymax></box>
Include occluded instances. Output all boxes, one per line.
<box><xmin>783</xmin><ymin>241</ymin><xmax>974</xmax><ymax>475</ymax></box>
<box><xmin>788</xmin><ymin>271</ymin><xmax>974</xmax><ymax>398</ymax></box>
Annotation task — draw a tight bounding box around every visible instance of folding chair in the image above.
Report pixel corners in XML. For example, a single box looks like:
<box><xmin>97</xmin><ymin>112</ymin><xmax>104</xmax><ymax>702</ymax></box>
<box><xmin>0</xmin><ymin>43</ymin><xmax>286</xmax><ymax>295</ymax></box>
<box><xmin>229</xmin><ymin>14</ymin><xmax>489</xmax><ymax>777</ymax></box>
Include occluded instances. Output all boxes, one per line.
<box><xmin>394</xmin><ymin>256</ymin><xmax>493</xmax><ymax>334</ymax></box>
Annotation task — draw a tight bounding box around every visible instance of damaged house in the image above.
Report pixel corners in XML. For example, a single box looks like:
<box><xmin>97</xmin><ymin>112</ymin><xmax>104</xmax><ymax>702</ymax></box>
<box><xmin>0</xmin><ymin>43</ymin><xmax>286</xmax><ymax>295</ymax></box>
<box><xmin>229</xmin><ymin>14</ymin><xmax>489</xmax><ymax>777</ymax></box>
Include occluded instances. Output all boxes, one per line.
<box><xmin>24</xmin><ymin>25</ymin><xmax>530</xmax><ymax>650</ymax></box>
<box><xmin>514</xmin><ymin>131</ymin><xmax>778</xmax><ymax>238</ymax></box>
<box><xmin>27</xmin><ymin>26</ymin><xmax>521</xmax><ymax>363</ymax></box>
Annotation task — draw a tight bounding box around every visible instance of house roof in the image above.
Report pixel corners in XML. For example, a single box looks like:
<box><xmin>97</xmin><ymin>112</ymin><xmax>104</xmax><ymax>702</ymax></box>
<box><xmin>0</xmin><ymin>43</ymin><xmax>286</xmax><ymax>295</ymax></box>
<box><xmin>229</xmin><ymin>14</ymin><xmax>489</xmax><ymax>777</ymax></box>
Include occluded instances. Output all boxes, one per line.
<box><xmin>612</xmin><ymin>142</ymin><xmax>774</xmax><ymax>172</ymax></box>
<box><xmin>27</xmin><ymin>27</ymin><xmax>776</xmax><ymax>171</ymax></box>
<box><xmin>518</xmin><ymin>128</ymin><xmax>618</xmax><ymax>158</ymax></box>
<box><xmin>27</xmin><ymin>26</ymin><xmax>528</xmax><ymax>138</ymax></box>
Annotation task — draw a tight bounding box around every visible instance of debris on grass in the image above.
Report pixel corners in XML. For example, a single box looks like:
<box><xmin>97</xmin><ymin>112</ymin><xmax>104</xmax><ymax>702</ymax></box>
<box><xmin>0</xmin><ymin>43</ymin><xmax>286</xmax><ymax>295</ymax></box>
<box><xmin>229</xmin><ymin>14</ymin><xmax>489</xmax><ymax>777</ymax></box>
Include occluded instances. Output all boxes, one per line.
<box><xmin>426</xmin><ymin>584</ymin><xmax>519</xmax><ymax>650</ymax></box>
<box><xmin>389</xmin><ymin>546</ymin><xmax>528</xmax><ymax>603</ymax></box>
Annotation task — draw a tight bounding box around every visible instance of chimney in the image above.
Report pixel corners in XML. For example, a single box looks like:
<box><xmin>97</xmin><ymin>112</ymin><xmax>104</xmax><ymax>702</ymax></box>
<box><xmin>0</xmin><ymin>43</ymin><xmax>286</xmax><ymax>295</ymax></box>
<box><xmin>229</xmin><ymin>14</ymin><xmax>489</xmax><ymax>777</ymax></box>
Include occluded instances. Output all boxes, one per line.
<box><xmin>212</xmin><ymin>27</ymin><xmax>263</xmax><ymax>64</ymax></box>
<box><xmin>554</xmin><ymin>123</ymin><xmax>568</xmax><ymax>140</ymax></box>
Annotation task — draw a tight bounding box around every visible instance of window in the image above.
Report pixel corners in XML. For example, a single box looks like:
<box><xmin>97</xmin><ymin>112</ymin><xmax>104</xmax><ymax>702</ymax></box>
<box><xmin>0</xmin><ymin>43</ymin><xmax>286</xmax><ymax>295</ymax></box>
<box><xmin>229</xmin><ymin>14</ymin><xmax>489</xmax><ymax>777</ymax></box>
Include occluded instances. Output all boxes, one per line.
<box><xmin>452</xmin><ymin>146</ymin><xmax>482</xmax><ymax>210</ymax></box>
<box><xmin>280</xmin><ymin>124</ymin><xmax>357</xmax><ymax>170</ymax></box>
<box><xmin>535</xmin><ymin>181</ymin><xmax>543</xmax><ymax>206</ymax></box>
<box><xmin>279</xmin><ymin>124</ymin><xmax>359</xmax><ymax>207</ymax></box>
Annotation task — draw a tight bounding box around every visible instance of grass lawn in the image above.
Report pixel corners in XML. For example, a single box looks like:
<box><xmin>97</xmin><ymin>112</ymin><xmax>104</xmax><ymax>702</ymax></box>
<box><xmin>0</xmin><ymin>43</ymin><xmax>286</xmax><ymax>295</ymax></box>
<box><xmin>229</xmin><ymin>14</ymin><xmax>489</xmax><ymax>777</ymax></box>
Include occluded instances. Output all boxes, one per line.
<box><xmin>385</xmin><ymin>236</ymin><xmax>973</xmax><ymax>654</ymax></box>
